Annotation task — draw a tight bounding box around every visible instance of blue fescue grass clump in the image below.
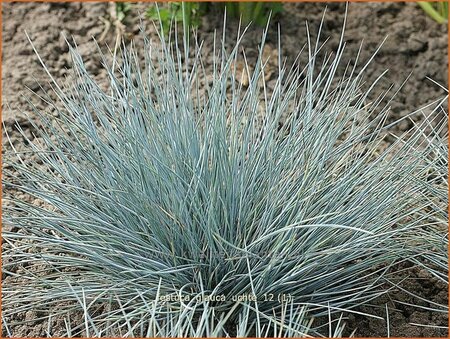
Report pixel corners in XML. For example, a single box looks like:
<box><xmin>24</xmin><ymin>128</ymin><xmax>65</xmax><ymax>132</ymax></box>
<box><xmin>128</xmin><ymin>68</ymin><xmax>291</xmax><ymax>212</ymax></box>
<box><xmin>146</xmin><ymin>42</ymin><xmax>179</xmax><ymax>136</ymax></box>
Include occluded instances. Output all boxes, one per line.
<box><xmin>2</xmin><ymin>17</ymin><xmax>448</xmax><ymax>337</ymax></box>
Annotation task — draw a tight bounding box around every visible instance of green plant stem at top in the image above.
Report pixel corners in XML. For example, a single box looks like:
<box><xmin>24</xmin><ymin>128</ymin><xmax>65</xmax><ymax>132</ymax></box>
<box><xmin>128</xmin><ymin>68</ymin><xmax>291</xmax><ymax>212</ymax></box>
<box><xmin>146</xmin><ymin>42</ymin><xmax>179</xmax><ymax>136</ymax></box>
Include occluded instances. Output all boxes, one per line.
<box><xmin>418</xmin><ymin>1</ymin><xmax>448</xmax><ymax>24</ymax></box>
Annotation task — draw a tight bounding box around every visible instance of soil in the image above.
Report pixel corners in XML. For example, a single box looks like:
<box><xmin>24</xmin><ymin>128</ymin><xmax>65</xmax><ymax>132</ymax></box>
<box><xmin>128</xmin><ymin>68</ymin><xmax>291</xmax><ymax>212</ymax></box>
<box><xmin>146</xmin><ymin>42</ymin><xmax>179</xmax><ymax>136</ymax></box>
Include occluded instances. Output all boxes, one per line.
<box><xmin>2</xmin><ymin>1</ymin><xmax>448</xmax><ymax>337</ymax></box>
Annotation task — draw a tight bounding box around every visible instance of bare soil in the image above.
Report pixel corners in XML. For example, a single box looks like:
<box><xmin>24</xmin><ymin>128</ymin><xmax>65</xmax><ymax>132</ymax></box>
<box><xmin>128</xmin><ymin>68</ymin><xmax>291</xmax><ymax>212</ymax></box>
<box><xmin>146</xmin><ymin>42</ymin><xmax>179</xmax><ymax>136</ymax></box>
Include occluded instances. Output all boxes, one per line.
<box><xmin>2</xmin><ymin>2</ymin><xmax>448</xmax><ymax>337</ymax></box>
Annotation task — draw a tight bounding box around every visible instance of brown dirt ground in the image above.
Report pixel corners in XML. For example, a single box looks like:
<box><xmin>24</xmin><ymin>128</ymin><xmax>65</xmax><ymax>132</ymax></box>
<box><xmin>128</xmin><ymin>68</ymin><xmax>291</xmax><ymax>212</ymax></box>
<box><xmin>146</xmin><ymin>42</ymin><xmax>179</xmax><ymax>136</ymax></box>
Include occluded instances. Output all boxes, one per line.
<box><xmin>1</xmin><ymin>1</ymin><xmax>448</xmax><ymax>337</ymax></box>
